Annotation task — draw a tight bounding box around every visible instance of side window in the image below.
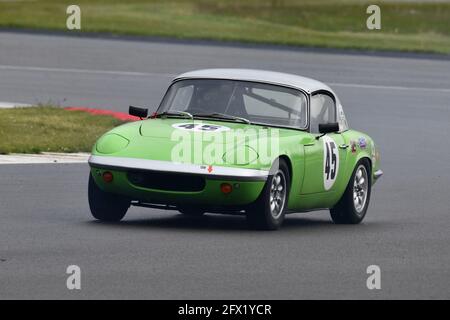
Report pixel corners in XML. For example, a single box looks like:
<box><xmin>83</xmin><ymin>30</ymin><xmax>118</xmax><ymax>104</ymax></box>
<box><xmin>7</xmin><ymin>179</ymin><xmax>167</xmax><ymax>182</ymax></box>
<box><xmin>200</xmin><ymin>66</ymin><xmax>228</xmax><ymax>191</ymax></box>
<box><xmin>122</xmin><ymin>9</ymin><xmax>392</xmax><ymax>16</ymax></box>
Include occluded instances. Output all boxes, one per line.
<box><xmin>243</xmin><ymin>86</ymin><xmax>306</xmax><ymax>128</ymax></box>
<box><xmin>310</xmin><ymin>93</ymin><xmax>336</xmax><ymax>133</ymax></box>
<box><xmin>243</xmin><ymin>89</ymin><xmax>289</xmax><ymax>118</ymax></box>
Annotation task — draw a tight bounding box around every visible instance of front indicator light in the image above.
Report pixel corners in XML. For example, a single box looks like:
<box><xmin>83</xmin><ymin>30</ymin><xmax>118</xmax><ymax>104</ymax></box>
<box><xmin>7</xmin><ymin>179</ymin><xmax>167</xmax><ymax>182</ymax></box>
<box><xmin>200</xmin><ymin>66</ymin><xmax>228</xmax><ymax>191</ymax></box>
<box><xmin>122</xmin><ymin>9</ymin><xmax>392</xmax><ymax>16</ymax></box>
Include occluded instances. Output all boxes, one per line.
<box><xmin>220</xmin><ymin>183</ymin><xmax>232</xmax><ymax>194</ymax></box>
<box><xmin>102</xmin><ymin>171</ymin><xmax>114</xmax><ymax>183</ymax></box>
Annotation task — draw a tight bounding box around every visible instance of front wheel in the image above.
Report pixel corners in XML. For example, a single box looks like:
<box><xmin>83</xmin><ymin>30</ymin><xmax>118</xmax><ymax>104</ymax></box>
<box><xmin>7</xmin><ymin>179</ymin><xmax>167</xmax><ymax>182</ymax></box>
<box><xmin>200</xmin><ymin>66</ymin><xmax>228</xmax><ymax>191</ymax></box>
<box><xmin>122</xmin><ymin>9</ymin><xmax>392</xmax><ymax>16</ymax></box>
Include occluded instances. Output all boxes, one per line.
<box><xmin>88</xmin><ymin>174</ymin><xmax>130</xmax><ymax>222</ymax></box>
<box><xmin>246</xmin><ymin>159</ymin><xmax>290</xmax><ymax>230</ymax></box>
<box><xmin>330</xmin><ymin>160</ymin><xmax>371</xmax><ymax>224</ymax></box>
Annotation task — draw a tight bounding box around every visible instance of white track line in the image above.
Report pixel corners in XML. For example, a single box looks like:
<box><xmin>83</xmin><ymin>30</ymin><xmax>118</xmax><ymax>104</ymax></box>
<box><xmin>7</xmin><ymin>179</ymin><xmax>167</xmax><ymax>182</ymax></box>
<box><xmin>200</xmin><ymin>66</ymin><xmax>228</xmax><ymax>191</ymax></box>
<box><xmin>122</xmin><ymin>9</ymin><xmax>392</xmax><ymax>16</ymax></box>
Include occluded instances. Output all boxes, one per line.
<box><xmin>0</xmin><ymin>152</ymin><xmax>89</xmax><ymax>165</ymax></box>
<box><xmin>0</xmin><ymin>64</ymin><xmax>173</xmax><ymax>78</ymax></box>
<box><xmin>0</xmin><ymin>101</ymin><xmax>32</xmax><ymax>108</ymax></box>
<box><xmin>329</xmin><ymin>82</ymin><xmax>450</xmax><ymax>93</ymax></box>
<box><xmin>1</xmin><ymin>64</ymin><xmax>449</xmax><ymax>93</ymax></box>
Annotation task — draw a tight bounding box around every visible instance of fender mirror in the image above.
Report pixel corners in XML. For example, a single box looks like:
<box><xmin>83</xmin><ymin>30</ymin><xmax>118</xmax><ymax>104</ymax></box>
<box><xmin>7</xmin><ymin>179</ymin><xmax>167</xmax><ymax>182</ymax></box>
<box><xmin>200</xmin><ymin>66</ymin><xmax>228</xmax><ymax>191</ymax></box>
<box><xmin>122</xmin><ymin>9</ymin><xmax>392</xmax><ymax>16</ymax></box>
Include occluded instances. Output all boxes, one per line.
<box><xmin>129</xmin><ymin>106</ymin><xmax>148</xmax><ymax>118</ymax></box>
<box><xmin>318</xmin><ymin>122</ymin><xmax>339</xmax><ymax>134</ymax></box>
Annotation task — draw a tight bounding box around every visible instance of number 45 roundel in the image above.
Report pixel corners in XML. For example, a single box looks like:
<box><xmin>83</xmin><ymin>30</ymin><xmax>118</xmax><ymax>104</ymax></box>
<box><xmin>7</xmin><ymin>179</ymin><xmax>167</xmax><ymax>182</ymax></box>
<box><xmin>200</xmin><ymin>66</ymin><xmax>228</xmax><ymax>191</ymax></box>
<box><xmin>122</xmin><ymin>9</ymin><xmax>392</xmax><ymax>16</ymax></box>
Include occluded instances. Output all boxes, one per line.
<box><xmin>323</xmin><ymin>136</ymin><xmax>339</xmax><ymax>191</ymax></box>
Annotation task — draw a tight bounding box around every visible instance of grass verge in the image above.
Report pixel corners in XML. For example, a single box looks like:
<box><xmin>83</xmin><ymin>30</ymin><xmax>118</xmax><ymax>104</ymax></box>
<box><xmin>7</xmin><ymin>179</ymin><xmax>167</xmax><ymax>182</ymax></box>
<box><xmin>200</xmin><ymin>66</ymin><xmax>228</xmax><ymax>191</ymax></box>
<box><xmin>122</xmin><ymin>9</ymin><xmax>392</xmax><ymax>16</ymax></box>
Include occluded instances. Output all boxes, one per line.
<box><xmin>0</xmin><ymin>0</ymin><xmax>449</xmax><ymax>54</ymax></box>
<box><xmin>0</xmin><ymin>106</ymin><xmax>124</xmax><ymax>154</ymax></box>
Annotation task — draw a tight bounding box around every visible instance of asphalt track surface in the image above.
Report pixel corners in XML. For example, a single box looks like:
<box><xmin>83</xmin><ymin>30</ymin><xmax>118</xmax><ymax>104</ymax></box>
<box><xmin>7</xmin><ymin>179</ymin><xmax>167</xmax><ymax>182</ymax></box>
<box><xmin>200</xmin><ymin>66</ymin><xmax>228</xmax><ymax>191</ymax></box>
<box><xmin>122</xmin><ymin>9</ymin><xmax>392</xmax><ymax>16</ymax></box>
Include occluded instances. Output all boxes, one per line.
<box><xmin>0</xmin><ymin>32</ymin><xmax>449</xmax><ymax>299</ymax></box>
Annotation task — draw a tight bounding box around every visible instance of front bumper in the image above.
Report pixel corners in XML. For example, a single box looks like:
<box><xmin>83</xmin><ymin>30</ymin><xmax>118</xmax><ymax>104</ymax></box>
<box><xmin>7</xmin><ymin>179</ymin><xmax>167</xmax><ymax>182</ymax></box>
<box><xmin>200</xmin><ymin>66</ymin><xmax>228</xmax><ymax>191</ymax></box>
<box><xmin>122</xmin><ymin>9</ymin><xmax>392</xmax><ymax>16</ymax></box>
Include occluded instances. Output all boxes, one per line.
<box><xmin>89</xmin><ymin>155</ymin><xmax>269</xmax><ymax>181</ymax></box>
<box><xmin>88</xmin><ymin>155</ymin><xmax>268</xmax><ymax>206</ymax></box>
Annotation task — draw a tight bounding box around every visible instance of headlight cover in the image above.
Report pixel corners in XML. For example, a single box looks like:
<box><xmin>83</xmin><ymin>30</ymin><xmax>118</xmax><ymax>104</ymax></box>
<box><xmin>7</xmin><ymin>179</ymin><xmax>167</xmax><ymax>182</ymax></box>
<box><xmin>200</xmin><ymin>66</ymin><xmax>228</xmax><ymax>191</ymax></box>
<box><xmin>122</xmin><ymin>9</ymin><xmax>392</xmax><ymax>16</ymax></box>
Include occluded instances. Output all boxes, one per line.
<box><xmin>222</xmin><ymin>145</ymin><xmax>259</xmax><ymax>165</ymax></box>
<box><xmin>95</xmin><ymin>133</ymin><xmax>129</xmax><ymax>154</ymax></box>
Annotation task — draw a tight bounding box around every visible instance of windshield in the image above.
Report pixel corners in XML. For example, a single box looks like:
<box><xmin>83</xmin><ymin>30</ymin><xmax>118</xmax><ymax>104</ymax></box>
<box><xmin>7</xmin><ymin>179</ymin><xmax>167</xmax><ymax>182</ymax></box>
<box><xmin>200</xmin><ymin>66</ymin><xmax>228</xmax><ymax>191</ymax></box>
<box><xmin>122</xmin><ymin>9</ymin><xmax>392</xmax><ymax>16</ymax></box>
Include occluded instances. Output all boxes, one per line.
<box><xmin>157</xmin><ymin>79</ymin><xmax>308</xmax><ymax>129</ymax></box>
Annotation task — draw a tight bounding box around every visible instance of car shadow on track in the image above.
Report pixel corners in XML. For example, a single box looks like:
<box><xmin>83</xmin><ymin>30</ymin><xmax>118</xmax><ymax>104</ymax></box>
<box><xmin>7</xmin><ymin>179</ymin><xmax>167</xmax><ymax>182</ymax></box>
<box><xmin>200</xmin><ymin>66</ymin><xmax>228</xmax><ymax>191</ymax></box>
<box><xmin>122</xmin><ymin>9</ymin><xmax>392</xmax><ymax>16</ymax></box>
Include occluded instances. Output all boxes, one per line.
<box><xmin>86</xmin><ymin>212</ymin><xmax>337</xmax><ymax>232</ymax></box>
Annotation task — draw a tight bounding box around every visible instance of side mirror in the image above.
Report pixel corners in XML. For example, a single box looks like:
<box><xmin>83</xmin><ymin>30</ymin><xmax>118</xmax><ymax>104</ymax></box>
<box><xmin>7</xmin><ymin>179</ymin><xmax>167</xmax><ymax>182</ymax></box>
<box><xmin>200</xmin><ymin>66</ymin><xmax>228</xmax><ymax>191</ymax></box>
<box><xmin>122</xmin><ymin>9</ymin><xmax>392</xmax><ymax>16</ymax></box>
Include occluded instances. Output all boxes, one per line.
<box><xmin>129</xmin><ymin>106</ymin><xmax>148</xmax><ymax>118</ymax></box>
<box><xmin>318</xmin><ymin>122</ymin><xmax>339</xmax><ymax>134</ymax></box>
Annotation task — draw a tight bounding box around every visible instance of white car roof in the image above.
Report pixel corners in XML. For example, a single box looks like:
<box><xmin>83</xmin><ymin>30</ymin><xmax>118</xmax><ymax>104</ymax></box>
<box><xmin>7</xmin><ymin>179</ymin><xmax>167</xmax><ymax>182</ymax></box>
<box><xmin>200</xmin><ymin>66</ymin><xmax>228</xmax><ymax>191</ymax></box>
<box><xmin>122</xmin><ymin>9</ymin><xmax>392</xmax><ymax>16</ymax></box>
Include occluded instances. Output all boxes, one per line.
<box><xmin>174</xmin><ymin>68</ymin><xmax>334</xmax><ymax>94</ymax></box>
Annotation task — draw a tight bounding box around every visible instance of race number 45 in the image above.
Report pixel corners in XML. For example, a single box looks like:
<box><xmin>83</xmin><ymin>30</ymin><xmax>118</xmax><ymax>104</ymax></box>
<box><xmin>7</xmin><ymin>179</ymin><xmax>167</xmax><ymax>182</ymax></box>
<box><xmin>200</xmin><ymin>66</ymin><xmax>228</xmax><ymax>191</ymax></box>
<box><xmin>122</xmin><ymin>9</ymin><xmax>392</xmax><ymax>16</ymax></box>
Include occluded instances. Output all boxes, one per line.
<box><xmin>323</xmin><ymin>136</ymin><xmax>339</xmax><ymax>190</ymax></box>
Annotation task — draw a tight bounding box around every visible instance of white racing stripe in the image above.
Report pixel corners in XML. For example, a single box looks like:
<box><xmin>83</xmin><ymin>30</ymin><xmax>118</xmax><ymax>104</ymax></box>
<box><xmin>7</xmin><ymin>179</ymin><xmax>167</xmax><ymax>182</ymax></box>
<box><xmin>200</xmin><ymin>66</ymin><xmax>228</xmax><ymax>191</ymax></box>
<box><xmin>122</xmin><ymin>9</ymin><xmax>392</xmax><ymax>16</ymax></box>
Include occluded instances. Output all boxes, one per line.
<box><xmin>0</xmin><ymin>152</ymin><xmax>90</xmax><ymax>164</ymax></box>
<box><xmin>1</xmin><ymin>64</ymin><xmax>450</xmax><ymax>93</ymax></box>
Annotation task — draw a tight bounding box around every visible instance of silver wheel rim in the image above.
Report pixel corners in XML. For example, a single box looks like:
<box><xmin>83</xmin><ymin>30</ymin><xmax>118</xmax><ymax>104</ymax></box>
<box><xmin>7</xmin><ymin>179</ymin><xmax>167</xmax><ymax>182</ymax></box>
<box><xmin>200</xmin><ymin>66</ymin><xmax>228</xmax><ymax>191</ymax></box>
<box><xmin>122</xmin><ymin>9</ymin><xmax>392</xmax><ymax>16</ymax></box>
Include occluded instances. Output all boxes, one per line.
<box><xmin>269</xmin><ymin>170</ymin><xmax>286</xmax><ymax>219</ymax></box>
<box><xmin>353</xmin><ymin>165</ymin><xmax>368</xmax><ymax>214</ymax></box>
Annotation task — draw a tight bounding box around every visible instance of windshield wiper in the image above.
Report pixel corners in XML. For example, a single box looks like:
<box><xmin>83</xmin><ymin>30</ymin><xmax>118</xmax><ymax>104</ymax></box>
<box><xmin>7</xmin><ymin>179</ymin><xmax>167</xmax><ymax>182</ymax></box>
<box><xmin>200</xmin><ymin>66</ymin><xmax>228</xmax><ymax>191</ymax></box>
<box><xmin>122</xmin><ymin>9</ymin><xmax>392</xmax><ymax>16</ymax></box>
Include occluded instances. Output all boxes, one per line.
<box><xmin>157</xmin><ymin>110</ymin><xmax>193</xmax><ymax>119</ymax></box>
<box><xmin>193</xmin><ymin>112</ymin><xmax>251</xmax><ymax>124</ymax></box>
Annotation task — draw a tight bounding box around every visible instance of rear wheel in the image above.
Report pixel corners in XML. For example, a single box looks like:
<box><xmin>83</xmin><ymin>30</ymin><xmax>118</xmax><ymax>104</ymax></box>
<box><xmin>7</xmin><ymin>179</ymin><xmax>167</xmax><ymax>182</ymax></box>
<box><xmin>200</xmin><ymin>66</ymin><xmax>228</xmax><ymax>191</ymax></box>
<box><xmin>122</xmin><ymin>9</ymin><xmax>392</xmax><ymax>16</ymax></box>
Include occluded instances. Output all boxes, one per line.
<box><xmin>330</xmin><ymin>160</ymin><xmax>371</xmax><ymax>224</ymax></box>
<box><xmin>246</xmin><ymin>159</ymin><xmax>290</xmax><ymax>230</ymax></box>
<box><xmin>88</xmin><ymin>174</ymin><xmax>130</xmax><ymax>222</ymax></box>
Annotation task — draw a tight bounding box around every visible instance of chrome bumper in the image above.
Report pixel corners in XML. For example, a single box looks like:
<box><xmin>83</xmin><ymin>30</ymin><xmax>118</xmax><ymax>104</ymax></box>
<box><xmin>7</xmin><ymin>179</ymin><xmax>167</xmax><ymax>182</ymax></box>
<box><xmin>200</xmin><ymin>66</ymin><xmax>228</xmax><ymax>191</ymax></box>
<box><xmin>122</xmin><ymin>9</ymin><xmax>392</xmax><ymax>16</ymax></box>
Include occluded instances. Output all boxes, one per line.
<box><xmin>88</xmin><ymin>155</ymin><xmax>269</xmax><ymax>181</ymax></box>
<box><xmin>374</xmin><ymin>169</ymin><xmax>383</xmax><ymax>180</ymax></box>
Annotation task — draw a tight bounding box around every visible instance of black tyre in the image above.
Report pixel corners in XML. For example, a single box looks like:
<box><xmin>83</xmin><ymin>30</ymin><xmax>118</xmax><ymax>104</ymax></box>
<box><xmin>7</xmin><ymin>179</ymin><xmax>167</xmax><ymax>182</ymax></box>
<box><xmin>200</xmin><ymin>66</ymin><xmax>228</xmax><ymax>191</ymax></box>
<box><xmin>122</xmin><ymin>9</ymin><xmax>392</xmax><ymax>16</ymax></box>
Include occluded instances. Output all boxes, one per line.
<box><xmin>246</xmin><ymin>158</ymin><xmax>290</xmax><ymax>230</ymax></box>
<box><xmin>178</xmin><ymin>206</ymin><xmax>205</xmax><ymax>217</ymax></box>
<box><xmin>330</xmin><ymin>159</ymin><xmax>371</xmax><ymax>224</ymax></box>
<box><xmin>88</xmin><ymin>174</ymin><xmax>130</xmax><ymax>222</ymax></box>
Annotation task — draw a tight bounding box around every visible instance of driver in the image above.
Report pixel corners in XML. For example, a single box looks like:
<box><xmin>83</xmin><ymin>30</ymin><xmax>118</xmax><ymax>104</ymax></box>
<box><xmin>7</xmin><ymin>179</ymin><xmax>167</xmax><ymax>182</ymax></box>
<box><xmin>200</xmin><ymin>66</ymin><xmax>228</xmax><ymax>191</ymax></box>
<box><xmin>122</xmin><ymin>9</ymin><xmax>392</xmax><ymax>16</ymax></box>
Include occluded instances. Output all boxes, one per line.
<box><xmin>188</xmin><ymin>82</ymin><xmax>235</xmax><ymax>114</ymax></box>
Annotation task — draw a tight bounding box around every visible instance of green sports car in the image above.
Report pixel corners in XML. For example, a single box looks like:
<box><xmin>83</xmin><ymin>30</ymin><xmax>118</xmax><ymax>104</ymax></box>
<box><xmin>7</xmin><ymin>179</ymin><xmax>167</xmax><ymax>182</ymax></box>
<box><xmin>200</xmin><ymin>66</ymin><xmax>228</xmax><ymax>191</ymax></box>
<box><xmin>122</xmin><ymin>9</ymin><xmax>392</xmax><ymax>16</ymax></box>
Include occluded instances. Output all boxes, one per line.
<box><xmin>88</xmin><ymin>69</ymin><xmax>382</xmax><ymax>230</ymax></box>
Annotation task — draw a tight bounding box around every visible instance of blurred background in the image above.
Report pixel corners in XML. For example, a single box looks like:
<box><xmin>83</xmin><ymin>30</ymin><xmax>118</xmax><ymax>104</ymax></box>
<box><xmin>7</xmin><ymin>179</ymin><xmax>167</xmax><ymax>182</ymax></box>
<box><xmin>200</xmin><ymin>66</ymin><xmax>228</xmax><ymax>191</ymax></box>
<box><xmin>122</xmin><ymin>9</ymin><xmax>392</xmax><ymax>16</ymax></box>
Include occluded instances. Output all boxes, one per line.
<box><xmin>0</xmin><ymin>0</ymin><xmax>449</xmax><ymax>299</ymax></box>
<box><xmin>1</xmin><ymin>0</ymin><xmax>449</xmax><ymax>53</ymax></box>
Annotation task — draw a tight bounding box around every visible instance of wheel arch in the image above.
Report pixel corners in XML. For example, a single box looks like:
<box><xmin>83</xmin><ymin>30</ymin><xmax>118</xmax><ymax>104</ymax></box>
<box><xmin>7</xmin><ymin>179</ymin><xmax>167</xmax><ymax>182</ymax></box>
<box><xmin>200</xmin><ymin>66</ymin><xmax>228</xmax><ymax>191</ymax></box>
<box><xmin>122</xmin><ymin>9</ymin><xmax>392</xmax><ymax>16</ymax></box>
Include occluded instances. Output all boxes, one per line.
<box><xmin>346</xmin><ymin>155</ymin><xmax>372</xmax><ymax>187</ymax></box>
<box><xmin>336</xmin><ymin>154</ymin><xmax>372</xmax><ymax>200</ymax></box>
<box><xmin>359</xmin><ymin>156</ymin><xmax>372</xmax><ymax>172</ymax></box>
<box><xmin>267</xmin><ymin>155</ymin><xmax>293</xmax><ymax>194</ymax></box>
<box><xmin>359</xmin><ymin>156</ymin><xmax>373</xmax><ymax>185</ymax></box>
<box><xmin>278</xmin><ymin>155</ymin><xmax>292</xmax><ymax>184</ymax></box>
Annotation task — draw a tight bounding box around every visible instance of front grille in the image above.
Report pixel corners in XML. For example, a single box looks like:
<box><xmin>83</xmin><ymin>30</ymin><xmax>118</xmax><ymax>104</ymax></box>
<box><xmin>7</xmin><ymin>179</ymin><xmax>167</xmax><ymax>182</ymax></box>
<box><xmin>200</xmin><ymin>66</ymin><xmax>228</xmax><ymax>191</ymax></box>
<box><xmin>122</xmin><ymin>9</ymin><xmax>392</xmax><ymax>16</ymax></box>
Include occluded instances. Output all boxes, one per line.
<box><xmin>127</xmin><ymin>170</ymin><xmax>206</xmax><ymax>192</ymax></box>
